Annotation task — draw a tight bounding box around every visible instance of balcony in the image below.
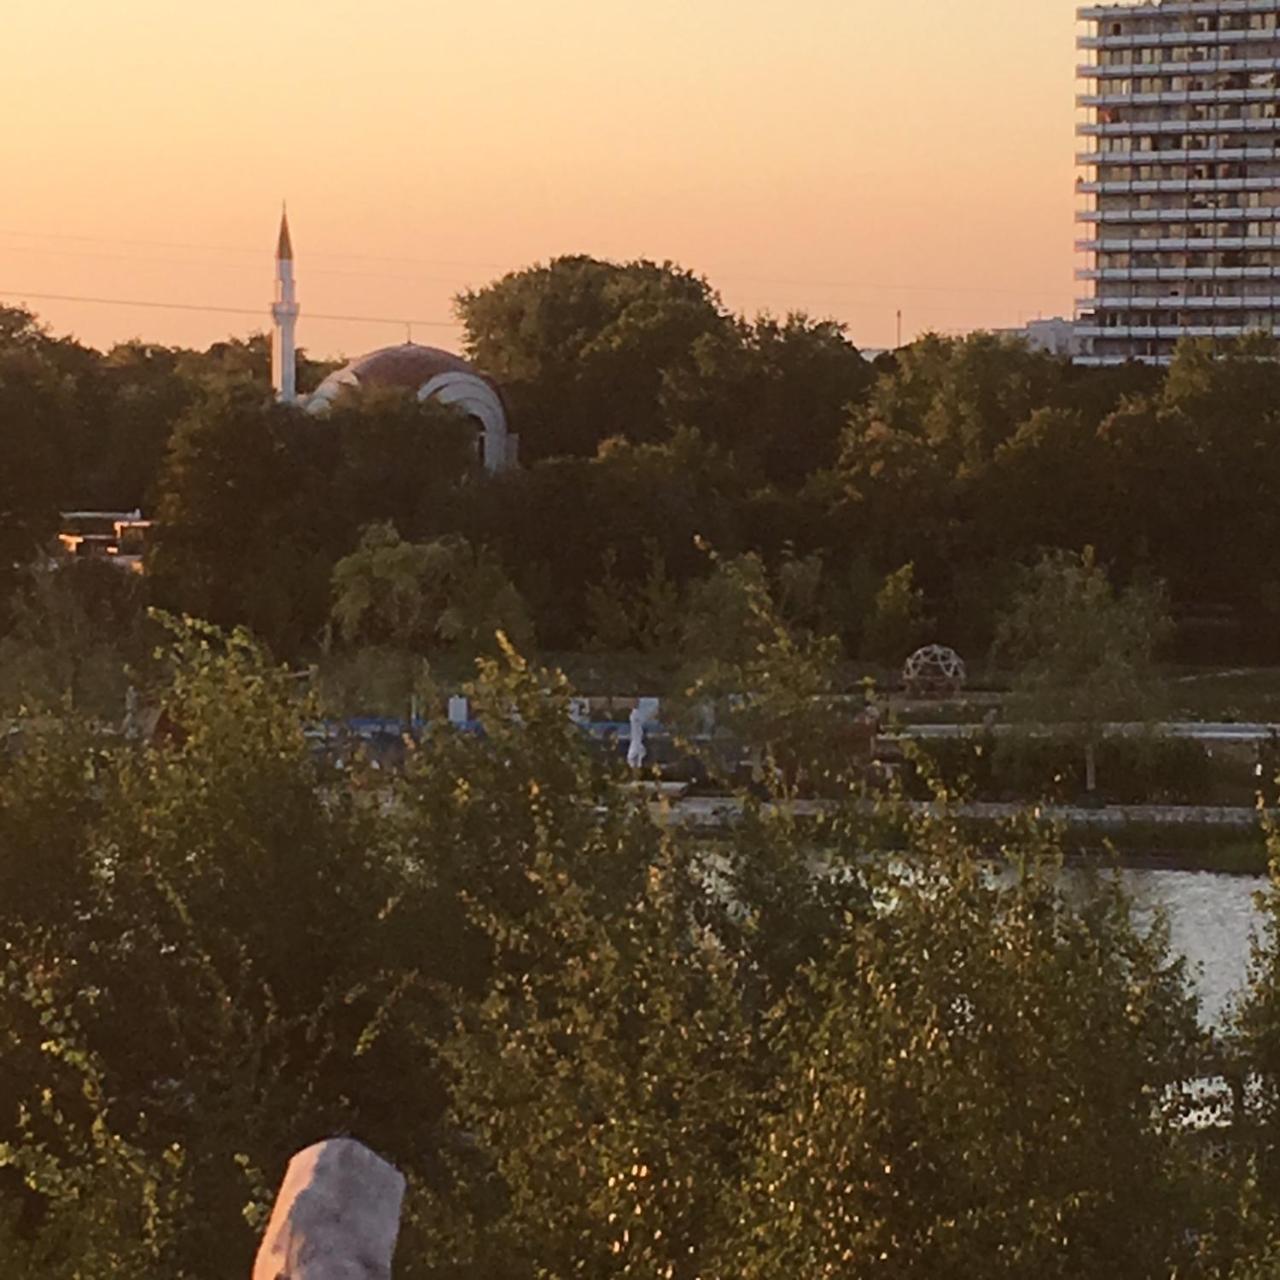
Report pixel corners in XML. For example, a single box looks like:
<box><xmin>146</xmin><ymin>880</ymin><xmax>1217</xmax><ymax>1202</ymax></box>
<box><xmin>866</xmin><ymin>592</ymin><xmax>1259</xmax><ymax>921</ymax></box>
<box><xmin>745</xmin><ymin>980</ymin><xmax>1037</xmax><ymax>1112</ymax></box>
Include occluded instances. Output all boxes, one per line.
<box><xmin>1078</xmin><ymin>58</ymin><xmax>1280</xmax><ymax>79</ymax></box>
<box><xmin>1078</xmin><ymin>177</ymin><xmax>1280</xmax><ymax>194</ymax></box>
<box><xmin>1080</xmin><ymin>88</ymin><xmax>1280</xmax><ymax>107</ymax></box>
<box><xmin>1074</xmin><ymin>354</ymin><xmax>1172</xmax><ymax>366</ymax></box>
<box><xmin>1077</xmin><ymin>266</ymin><xmax>1280</xmax><ymax>281</ymax></box>
<box><xmin>1077</xmin><ymin>146</ymin><xmax>1280</xmax><ymax>164</ymax></box>
<box><xmin>1079</xmin><ymin>294</ymin><xmax>1280</xmax><ymax>309</ymax></box>
<box><xmin>1079</xmin><ymin>117</ymin><xmax>1280</xmax><ymax>136</ymax></box>
<box><xmin>1075</xmin><ymin>207</ymin><xmax>1280</xmax><ymax>224</ymax></box>
<box><xmin>1078</xmin><ymin>0</ymin><xmax>1280</xmax><ymax>16</ymax></box>
<box><xmin>1077</xmin><ymin>234</ymin><xmax>1280</xmax><ymax>250</ymax></box>
<box><xmin>1074</xmin><ymin>324</ymin><xmax>1257</xmax><ymax>339</ymax></box>
<box><xmin>1079</xmin><ymin>31</ymin><xmax>1280</xmax><ymax>54</ymax></box>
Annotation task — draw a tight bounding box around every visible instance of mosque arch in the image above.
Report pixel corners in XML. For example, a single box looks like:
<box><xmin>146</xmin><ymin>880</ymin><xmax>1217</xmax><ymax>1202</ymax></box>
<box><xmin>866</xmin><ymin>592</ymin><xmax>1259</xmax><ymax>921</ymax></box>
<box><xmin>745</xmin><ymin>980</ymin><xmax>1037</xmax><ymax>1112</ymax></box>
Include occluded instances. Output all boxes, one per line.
<box><xmin>304</xmin><ymin>344</ymin><xmax>518</xmax><ymax>473</ymax></box>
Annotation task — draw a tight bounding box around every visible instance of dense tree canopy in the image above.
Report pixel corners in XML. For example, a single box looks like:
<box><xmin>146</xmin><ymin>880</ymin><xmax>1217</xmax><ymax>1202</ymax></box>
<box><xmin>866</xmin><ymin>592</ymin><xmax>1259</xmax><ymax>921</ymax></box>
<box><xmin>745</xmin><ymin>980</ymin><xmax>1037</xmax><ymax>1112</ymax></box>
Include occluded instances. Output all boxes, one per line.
<box><xmin>7</xmin><ymin>272</ymin><xmax>1280</xmax><ymax>669</ymax></box>
<box><xmin>148</xmin><ymin>386</ymin><xmax>478</xmax><ymax>655</ymax></box>
<box><xmin>457</xmin><ymin>256</ymin><xmax>735</xmax><ymax>461</ymax></box>
<box><xmin>662</xmin><ymin>312</ymin><xmax>874</xmax><ymax>486</ymax></box>
<box><xmin>331</xmin><ymin>523</ymin><xmax>531</xmax><ymax>655</ymax></box>
<box><xmin>0</xmin><ymin>307</ymin><xmax>340</xmax><ymax>522</ymax></box>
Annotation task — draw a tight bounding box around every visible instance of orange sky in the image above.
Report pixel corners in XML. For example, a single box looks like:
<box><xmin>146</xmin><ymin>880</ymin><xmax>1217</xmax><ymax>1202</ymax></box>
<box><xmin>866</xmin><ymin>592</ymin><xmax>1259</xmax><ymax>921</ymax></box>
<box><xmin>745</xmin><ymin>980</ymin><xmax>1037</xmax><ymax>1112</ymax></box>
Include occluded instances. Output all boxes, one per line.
<box><xmin>0</xmin><ymin>0</ymin><xmax>1078</xmax><ymax>359</ymax></box>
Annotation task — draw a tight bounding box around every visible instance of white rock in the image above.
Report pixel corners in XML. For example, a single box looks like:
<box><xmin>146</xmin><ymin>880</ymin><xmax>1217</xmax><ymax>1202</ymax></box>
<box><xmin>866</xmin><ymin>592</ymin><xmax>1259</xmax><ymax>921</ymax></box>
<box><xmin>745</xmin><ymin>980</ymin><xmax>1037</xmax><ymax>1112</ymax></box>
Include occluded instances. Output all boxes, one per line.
<box><xmin>253</xmin><ymin>1139</ymin><xmax>406</xmax><ymax>1280</ymax></box>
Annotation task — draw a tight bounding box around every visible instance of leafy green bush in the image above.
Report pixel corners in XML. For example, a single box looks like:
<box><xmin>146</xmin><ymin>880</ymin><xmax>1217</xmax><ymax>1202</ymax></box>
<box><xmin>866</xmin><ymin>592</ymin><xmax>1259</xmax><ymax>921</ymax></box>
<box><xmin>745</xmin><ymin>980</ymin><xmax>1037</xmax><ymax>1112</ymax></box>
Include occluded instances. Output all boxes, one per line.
<box><xmin>0</xmin><ymin>611</ymin><xmax>1266</xmax><ymax>1278</ymax></box>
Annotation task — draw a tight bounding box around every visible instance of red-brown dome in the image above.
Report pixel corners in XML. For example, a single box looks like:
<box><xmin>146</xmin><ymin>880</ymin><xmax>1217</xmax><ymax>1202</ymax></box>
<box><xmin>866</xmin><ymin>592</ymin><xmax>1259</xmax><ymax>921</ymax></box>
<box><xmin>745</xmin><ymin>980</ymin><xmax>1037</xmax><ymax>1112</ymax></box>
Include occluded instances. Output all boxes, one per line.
<box><xmin>341</xmin><ymin>344</ymin><xmax>480</xmax><ymax>388</ymax></box>
<box><xmin>304</xmin><ymin>342</ymin><xmax>517</xmax><ymax>472</ymax></box>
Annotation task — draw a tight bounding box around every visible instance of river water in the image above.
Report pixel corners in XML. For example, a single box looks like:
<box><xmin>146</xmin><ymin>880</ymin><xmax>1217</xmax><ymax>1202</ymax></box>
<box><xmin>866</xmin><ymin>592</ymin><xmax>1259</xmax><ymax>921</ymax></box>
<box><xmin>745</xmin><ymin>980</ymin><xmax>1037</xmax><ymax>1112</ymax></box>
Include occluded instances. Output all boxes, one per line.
<box><xmin>1097</xmin><ymin>869</ymin><xmax>1269</xmax><ymax>1028</ymax></box>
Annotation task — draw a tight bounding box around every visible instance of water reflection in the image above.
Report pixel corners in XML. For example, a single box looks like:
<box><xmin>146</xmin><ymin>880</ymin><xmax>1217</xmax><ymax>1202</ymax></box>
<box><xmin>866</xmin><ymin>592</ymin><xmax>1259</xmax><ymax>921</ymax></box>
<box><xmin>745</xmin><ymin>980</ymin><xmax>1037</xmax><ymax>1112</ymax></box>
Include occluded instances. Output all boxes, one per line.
<box><xmin>1070</xmin><ymin>869</ymin><xmax>1268</xmax><ymax>1029</ymax></box>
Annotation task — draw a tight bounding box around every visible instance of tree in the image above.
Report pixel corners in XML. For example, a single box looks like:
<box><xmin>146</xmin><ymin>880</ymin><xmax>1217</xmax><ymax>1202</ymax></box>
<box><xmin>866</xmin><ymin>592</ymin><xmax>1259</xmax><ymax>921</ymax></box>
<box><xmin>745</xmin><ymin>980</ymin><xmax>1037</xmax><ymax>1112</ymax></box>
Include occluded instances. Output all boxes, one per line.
<box><xmin>677</xmin><ymin>549</ymin><xmax>845</xmax><ymax>788</ymax></box>
<box><xmin>861</xmin><ymin>562</ymin><xmax>929</xmax><ymax>667</ymax></box>
<box><xmin>830</xmin><ymin>333</ymin><xmax>1072</xmax><ymax>639</ymax></box>
<box><xmin>972</xmin><ymin>406</ymin><xmax>1106</xmax><ymax>566</ymax></box>
<box><xmin>147</xmin><ymin>384</ymin><xmax>334</xmax><ymax>654</ymax></box>
<box><xmin>331</xmin><ymin>523</ymin><xmax>531</xmax><ymax>657</ymax></box>
<box><xmin>0</xmin><ymin>318</ymin><xmax>84</xmax><ymax>595</ymax></box>
<box><xmin>662</xmin><ymin>312</ymin><xmax>874</xmax><ymax>487</ymax></box>
<box><xmin>848</xmin><ymin>333</ymin><xmax>1064</xmax><ymax>474</ymax></box>
<box><xmin>79</xmin><ymin>341</ymin><xmax>197</xmax><ymax>510</ymax></box>
<box><xmin>741</xmin><ymin>834</ymin><xmax>1208</xmax><ymax>1280</ymax></box>
<box><xmin>183</xmin><ymin>332</ymin><xmax>272</xmax><ymax>385</ymax></box>
<box><xmin>0</xmin><ymin>620</ymin><xmax>467</xmax><ymax>1278</ymax></box>
<box><xmin>148</xmin><ymin>385</ymin><xmax>478</xmax><ymax>656</ymax></box>
<box><xmin>1229</xmin><ymin>820</ymin><xmax>1280</xmax><ymax>1236</ymax></box>
<box><xmin>325</xmin><ymin>388</ymin><xmax>478</xmax><ymax>536</ymax></box>
<box><xmin>583</xmin><ymin>543</ymin><xmax>682</xmax><ymax>655</ymax></box>
<box><xmin>994</xmin><ymin>548</ymin><xmax>1171</xmax><ymax>796</ymax></box>
<box><xmin>457</xmin><ymin>256</ymin><xmax>734</xmax><ymax>460</ymax></box>
<box><xmin>0</xmin><ymin>964</ymin><xmax>190</xmax><ymax>1280</ymax></box>
<box><xmin>401</xmin><ymin>625</ymin><xmax>874</xmax><ymax>1278</ymax></box>
<box><xmin>457</xmin><ymin>428</ymin><xmax>746</xmax><ymax>650</ymax></box>
<box><xmin>833</xmin><ymin>402</ymin><xmax>956</xmax><ymax>593</ymax></box>
<box><xmin>430</xmin><ymin>743</ymin><xmax>754</xmax><ymax>1279</ymax></box>
<box><xmin>1093</xmin><ymin>338</ymin><xmax>1280</xmax><ymax>654</ymax></box>
<box><xmin>0</xmin><ymin>560</ymin><xmax>149</xmax><ymax>717</ymax></box>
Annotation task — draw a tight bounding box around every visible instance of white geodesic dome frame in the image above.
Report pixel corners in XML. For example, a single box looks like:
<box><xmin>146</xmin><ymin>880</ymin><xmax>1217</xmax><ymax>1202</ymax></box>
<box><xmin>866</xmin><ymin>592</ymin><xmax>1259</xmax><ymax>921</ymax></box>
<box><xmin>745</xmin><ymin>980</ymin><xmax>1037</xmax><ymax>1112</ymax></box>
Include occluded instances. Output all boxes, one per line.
<box><xmin>902</xmin><ymin>645</ymin><xmax>967</xmax><ymax>698</ymax></box>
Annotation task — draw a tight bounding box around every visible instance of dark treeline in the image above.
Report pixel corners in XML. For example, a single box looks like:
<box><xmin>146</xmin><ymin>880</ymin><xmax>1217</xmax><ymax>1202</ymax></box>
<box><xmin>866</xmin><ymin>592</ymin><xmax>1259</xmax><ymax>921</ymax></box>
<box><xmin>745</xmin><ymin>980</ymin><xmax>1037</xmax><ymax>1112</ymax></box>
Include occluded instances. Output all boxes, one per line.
<box><xmin>5</xmin><ymin>254</ymin><xmax>1280</xmax><ymax>667</ymax></box>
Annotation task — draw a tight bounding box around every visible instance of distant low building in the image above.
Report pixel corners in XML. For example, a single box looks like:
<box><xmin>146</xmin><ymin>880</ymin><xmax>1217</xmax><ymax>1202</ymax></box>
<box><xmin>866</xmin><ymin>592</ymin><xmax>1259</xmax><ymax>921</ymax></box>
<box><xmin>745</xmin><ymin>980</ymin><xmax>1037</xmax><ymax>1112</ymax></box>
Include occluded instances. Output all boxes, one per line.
<box><xmin>55</xmin><ymin>511</ymin><xmax>152</xmax><ymax>575</ymax></box>
<box><xmin>860</xmin><ymin>318</ymin><xmax>1085</xmax><ymax>362</ymax></box>
<box><xmin>992</xmin><ymin>317</ymin><xmax>1084</xmax><ymax>358</ymax></box>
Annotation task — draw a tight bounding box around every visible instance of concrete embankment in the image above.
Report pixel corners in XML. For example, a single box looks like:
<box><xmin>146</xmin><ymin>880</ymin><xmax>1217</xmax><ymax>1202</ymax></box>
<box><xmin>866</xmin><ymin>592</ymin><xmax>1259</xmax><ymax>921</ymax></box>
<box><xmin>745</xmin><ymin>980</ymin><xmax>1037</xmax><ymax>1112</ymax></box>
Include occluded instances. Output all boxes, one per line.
<box><xmin>655</xmin><ymin>794</ymin><xmax>1272</xmax><ymax>873</ymax></box>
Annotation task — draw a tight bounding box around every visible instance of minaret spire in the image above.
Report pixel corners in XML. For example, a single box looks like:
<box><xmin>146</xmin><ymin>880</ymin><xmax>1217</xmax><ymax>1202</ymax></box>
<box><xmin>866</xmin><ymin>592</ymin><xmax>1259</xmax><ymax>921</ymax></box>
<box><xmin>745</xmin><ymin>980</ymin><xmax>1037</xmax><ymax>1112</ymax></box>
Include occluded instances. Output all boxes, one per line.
<box><xmin>276</xmin><ymin>204</ymin><xmax>294</xmax><ymax>262</ymax></box>
<box><xmin>271</xmin><ymin>204</ymin><xmax>299</xmax><ymax>404</ymax></box>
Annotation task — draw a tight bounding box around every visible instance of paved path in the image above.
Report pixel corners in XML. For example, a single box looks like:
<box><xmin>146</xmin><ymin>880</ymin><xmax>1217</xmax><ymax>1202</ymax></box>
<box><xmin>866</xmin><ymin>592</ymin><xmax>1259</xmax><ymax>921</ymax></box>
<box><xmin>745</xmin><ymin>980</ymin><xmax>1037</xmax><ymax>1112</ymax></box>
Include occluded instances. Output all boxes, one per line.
<box><xmin>889</xmin><ymin>722</ymin><xmax>1280</xmax><ymax>745</ymax></box>
<box><xmin>661</xmin><ymin>795</ymin><xmax>1267</xmax><ymax>831</ymax></box>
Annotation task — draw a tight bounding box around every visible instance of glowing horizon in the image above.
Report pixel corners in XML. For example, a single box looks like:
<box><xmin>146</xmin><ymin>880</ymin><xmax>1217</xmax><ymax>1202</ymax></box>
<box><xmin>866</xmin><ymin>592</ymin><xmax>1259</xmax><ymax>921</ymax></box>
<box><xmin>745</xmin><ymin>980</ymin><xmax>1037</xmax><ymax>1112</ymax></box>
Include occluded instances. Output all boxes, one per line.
<box><xmin>0</xmin><ymin>0</ymin><xmax>1077</xmax><ymax>360</ymax></box>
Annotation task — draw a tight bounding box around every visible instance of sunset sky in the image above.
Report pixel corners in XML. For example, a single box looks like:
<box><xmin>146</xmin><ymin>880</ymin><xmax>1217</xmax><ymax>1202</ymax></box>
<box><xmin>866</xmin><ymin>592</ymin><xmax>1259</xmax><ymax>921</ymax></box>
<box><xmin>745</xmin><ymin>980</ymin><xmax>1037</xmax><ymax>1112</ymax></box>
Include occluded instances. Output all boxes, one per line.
<box><xmin>1</xmin><ymin>0</ymin><xmax>1079</xmax><ymax>359</ymax></box>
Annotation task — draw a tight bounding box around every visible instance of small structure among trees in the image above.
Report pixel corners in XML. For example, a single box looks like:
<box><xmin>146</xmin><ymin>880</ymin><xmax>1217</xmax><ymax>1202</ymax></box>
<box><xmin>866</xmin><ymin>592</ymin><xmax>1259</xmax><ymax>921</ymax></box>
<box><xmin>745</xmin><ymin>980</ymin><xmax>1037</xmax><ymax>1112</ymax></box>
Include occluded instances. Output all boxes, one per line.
<box><xmin>902</xmin><ymin>644</ymin><xmax>967</xmax><ymax>698</ymax></box>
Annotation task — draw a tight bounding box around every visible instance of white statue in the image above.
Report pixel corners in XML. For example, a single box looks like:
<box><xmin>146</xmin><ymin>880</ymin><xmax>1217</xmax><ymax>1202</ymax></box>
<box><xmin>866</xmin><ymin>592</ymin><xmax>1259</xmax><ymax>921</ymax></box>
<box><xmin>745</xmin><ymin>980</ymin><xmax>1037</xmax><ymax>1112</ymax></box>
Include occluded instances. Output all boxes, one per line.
<box><xmin>253</xmin><ymin>1139</ymin><xmax>405</xmax><ymax>1280</ymax></box>
<box><xmin>627</xmin><ymin>704</ymin><xmax>647</xmax><ymax>770</ymax></box>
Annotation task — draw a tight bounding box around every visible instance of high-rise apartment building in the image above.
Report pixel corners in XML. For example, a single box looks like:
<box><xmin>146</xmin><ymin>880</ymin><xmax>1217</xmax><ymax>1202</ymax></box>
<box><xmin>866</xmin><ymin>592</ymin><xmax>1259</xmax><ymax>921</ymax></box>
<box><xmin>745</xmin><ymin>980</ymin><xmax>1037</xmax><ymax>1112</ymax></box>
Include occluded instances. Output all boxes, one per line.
<box><xmin>1075</xmin><ymin>0</ymin><xmax>1280</xmax><ymax>364</ymax></box>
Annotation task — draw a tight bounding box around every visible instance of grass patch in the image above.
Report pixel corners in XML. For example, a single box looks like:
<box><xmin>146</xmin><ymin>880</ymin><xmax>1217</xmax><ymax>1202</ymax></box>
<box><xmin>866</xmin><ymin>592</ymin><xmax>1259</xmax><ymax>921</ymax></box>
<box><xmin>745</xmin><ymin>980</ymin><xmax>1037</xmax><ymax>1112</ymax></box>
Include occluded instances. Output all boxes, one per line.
<box><xmin>1065</xmin><ymin>820</ymin><xmax>1269</xmax><ymax>875</ymax></box>
<box><xmin>1164</xmin><ymin>668</ymin><xmax>1280</xmax><ymax>723</ymax></box>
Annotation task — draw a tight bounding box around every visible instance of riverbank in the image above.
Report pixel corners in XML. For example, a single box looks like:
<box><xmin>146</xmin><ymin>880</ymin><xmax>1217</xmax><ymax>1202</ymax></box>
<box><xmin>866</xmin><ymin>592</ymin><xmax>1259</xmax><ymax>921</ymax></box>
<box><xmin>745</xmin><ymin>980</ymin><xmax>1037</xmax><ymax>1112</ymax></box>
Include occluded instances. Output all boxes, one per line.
<box><xmin>658</xmin><ymin>794</ymin><xmax>1275</xmax><ymax>875</ymax></box>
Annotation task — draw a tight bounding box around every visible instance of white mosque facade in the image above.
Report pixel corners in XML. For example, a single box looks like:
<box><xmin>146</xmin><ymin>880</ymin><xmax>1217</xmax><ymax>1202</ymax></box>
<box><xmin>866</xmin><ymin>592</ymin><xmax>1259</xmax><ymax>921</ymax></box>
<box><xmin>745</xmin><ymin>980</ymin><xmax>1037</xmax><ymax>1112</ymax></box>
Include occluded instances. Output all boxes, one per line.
<box><xmin>271</xmin><ymin>212</ymin><xmax>518</xmax><ymax>473</ymax></box>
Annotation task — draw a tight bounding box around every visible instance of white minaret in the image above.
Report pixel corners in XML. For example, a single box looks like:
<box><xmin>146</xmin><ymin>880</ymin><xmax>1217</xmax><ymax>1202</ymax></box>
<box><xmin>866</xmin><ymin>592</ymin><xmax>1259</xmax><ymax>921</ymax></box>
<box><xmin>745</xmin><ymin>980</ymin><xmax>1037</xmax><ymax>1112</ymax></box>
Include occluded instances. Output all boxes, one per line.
<box><xmin>271</xmin><ymin>208</ymin><xmax>299</xmax><ymax>404</ymax></box>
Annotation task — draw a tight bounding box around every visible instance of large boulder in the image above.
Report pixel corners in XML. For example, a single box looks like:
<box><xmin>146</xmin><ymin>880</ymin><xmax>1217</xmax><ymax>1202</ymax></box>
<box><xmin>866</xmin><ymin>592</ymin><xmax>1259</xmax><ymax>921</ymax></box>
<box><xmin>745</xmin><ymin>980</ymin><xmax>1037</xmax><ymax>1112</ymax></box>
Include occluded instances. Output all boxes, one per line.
<box><xmin>253</xmin><ymin>1139</ymin><xmax>406</xmax><ymax>1280</ymax></box>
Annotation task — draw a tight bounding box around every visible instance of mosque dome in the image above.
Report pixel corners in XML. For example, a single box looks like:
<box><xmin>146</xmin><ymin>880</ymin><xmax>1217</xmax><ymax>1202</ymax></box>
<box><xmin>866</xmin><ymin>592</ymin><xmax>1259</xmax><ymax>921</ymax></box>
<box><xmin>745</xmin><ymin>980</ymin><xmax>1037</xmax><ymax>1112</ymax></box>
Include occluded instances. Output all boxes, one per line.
<box><xmin>307</xmin><ymin>342</ymin><xmax>517</xmax><ymax>472</ymax></box>
<box><xmin>308</xmin><ymin>343</ymin><xmax>498</xmax><ymax>405</ymax></box>
<box><xmin>315</xmin><ymin>343</ymin><xmax>485</xmax><ymax>394</ymax></box>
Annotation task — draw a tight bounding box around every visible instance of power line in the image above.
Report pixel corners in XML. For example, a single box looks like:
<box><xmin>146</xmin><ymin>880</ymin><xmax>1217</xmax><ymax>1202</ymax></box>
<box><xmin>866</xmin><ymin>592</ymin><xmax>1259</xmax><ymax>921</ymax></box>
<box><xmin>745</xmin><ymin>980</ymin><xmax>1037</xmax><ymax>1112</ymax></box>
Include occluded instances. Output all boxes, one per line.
<box><xmin>0</xmin><ymin>240</ymin><xmax>480</xmax><ymax>290</ymax></box>
<box><xmin>0</xmin><ymin>289</ymin><xmax>455</xmax><ymax>330</ymax></box>
<box><xmin>0</xmin><ymin>227</ymin><xmax>510</xmax><ymax>275</ymax></box>
<box><xmin>0</xmin><ymin>225</ymin><xmax>1070</xmax><ymax>303</ymax></box>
